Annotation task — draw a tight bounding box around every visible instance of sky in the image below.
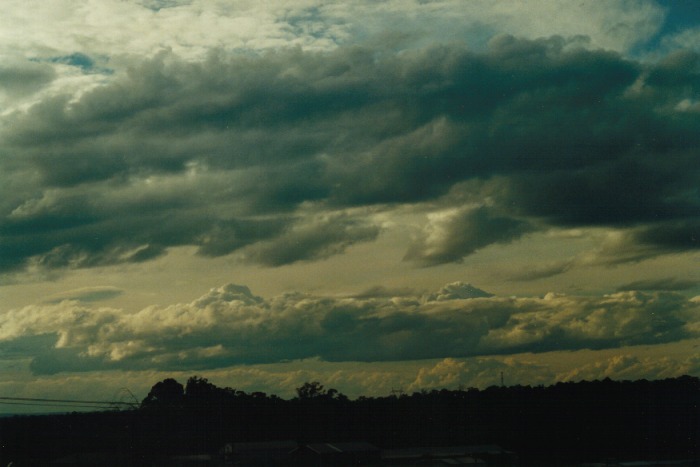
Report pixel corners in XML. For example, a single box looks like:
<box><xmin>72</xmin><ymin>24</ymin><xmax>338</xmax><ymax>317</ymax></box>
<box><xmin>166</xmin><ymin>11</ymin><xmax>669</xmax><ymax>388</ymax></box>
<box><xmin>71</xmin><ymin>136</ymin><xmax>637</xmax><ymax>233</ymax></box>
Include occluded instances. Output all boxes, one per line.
<box><xmin>1</xmin><ymin>0</ymin><xmax>700</xmax><ymax>412</ymax></box>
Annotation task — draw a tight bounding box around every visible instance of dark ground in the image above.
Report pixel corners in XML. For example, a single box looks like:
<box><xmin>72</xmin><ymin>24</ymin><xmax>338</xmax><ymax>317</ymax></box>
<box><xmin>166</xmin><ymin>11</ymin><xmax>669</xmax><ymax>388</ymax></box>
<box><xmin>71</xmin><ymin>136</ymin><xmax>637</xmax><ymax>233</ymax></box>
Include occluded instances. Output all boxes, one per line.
<box><xmin>1</xmin><ymin>375</ymin><xmax>698</xmax><ymax>465</ymax></box>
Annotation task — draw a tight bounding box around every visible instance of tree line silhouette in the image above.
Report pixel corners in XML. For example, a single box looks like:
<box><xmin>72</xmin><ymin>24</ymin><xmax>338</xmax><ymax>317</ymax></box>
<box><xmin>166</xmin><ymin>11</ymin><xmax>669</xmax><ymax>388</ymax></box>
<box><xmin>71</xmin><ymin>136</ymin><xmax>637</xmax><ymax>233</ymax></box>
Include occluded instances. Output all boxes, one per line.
<box><xmin>0</xmin><ymin>375</ymin><xmax>698</xmax><ymax>465</ymax></box>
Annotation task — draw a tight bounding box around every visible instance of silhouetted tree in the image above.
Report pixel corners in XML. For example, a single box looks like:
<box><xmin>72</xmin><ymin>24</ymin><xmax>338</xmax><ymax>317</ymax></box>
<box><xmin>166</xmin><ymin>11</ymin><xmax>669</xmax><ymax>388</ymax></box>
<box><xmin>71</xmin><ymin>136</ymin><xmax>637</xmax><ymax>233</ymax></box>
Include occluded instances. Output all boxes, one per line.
<box><xmin>141</xmin><ymin>378</ymin><xmax>184</xmax><ymax>408</ymax></box>
<box><xmin>295</xmin><ymin>381</ymin><xmax>347</xmax><ymax>401</ymax></box>
<box><xmin>296</xmin><ymin>381</ymin><xmax>326</xmax><ymax>399</ymax></box>
<box><xmin>185</xmin><ymin>376</ymin><xmax>220</xmax><ymax>403</ymax></box>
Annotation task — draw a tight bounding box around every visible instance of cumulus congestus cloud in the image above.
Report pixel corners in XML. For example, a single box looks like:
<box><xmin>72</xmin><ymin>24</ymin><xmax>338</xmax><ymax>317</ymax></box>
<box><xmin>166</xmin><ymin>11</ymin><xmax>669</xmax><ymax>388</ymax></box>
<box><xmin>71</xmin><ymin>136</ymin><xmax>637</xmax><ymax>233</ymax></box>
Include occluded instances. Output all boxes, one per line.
<box><xmin>0</xmin><ymin>282</ymin><xmax>697</xmax><ymax>375</ymax></box>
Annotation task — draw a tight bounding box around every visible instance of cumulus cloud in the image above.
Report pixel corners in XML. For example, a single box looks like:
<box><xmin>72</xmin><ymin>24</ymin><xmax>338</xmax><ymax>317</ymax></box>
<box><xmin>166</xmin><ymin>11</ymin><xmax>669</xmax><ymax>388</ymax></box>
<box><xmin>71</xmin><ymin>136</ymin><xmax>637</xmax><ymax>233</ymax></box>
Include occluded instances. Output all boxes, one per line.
<box><xmin>408</xmin><ymin>357</ymin><xmax>554</xmax><ymax>392</ymax></box>
<box><xmin>0</xmin><ymin>282</ymin><xmax>698</xmax><ymax>374</ymax></box>
<box><xmin>426</xmin><ymin>282</ymin><xmax>494</xmax><ymax>301</ymax></box>
<box><xmin>558</xmin><ymin>353</ymin><xmax>700</xmax><ymax>383</ymax></box>
<box><xmin>408</xmin><ymin>351</ymin><xmax>700</xmax><ymax>392</ymax></box>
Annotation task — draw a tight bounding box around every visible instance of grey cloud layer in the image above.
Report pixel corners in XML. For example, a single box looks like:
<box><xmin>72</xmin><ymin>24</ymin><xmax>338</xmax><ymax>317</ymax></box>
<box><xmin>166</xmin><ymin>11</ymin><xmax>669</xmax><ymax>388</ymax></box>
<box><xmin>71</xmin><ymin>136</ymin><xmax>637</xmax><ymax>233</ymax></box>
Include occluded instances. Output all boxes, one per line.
<box><xmin>0</xmin><ymin>282</ymin><xmax>697</xmax><ymax>374</ymax></box>
<box><xmin>2</xmin><ymin>36</ymin><xmax>700</xmax><ymax>273</ymax></box>
<box><xmin>0</xmin><ymin>60</ymin><xmax>56</xmax><ymax>99</ymax></box>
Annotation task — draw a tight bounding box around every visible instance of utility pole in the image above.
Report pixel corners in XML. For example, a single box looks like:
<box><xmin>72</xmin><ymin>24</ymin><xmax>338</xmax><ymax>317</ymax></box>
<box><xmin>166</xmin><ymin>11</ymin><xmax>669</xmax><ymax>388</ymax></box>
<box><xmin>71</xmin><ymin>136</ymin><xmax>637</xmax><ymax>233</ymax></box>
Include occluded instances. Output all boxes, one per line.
<box><xmin>500</xmin><ymin>372</ymin><xmax>504</xmax><ymax>387</ymax></box>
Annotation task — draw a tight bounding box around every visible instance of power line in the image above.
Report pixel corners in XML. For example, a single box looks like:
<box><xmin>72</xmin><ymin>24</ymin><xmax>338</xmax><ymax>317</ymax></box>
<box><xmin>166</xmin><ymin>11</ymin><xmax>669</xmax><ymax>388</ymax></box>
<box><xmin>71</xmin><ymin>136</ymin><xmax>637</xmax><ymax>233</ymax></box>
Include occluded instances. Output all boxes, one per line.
<box><xmin>0</xmin><ymin>396</ymin><xmax>132</xmax><ymax>405</ymax></box>
<box><xmin>0</xmin><ymin>396</ymin><xmax>136</xmax><ymax>411</ymax></box>
<box><xmin>0</xmin><ymin>400</ymin><xmax>114</xmax><ymax>410</ymax></box>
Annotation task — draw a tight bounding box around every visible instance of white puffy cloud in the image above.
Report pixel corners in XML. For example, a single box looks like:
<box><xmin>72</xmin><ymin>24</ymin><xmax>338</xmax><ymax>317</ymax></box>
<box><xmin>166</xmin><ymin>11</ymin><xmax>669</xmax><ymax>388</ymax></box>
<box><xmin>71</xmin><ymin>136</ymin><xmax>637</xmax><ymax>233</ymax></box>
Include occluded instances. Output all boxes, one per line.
<box><xmin>408</xmin><ymin>356</ymin><xmax>554</xmax><ymax>392</ymax></box>
<box><xmin>0</xmin><ymin>282</ymin><xmax>697</xmax><ymax>374</ymax></box>
<box><xmin>558</xmin><ymin>353</ymin><xmax>700</xmax><ymax>382</ymax></box>
<box><xmin>426</xmin><ymin>282</ymin><xmax>494</xmax><ymax>301</ymax></box>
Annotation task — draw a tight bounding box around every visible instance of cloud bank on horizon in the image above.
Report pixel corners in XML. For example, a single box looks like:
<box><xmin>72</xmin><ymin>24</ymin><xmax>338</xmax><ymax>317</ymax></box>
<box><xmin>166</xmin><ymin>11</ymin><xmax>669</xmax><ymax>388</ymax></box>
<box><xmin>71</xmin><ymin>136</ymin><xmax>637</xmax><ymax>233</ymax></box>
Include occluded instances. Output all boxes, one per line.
<box><xmin>1</xmin><ymin>0</ymin><xmax>700</xmax><ymax>402</ymax></box>
<box><xmin>0</xmin><ymin>281</ymin><xmax>697</xmax><ymax>375</ymax></box>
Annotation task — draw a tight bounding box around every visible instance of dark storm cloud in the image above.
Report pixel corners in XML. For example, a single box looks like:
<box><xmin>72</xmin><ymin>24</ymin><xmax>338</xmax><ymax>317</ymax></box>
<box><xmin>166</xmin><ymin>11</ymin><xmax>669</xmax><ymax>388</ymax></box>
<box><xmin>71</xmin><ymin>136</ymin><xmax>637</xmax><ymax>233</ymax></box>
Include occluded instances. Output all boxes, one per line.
<box><xmin>404</xmin><ymin>205</ymin><xmax>533</xmax><ymax>266</ymax></box>
<box><xmin>633</xmin><ymin>220</ymin><xmax>700</xmax><ymax>251</ymax></box>
<box><xmin>243</xmin><ymin>211</ymin><xmax>380</xmax><ymax>266</ymax></box>
<box><xmin>645</xmin><ymin>50</ymin><xmax>700</xmax><ymax>91</ymax></box>
<box><xmin>591</xmin><ymin>220</ymin><xmax>700</xmax><ymax>265</ymax></box>
<box><xmin>616</xmin><ymin>277</ymin><xmax>698</xmax><ymax>292</ymax></box>
<box><xmin>2</xmin><ymin>35</ymin><xmax>700</xmax><ymax>272</ymax></box>
<box><xmin>0</xmin><ymin>282</ymin><xmax>697</xmax><ymax>374</ymax></box>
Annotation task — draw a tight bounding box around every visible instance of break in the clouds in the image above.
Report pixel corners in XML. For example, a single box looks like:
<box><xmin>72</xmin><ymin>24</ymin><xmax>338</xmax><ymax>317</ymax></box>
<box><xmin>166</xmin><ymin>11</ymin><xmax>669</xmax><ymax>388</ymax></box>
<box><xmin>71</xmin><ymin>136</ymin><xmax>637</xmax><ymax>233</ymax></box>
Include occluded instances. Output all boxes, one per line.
<box><xmin>2</xmin><ymin>33</ymin><xmax>700</xmax><ymax>275</ymax></box>
<box><xmin>0</xmin><ymin>282</ymin><xmax>697</xmax><ymax>375</ymax></box>
<box><xmin>43</xmin><ymin>286</ymin><xmax>125</xmax><ymax>304</ymax></box>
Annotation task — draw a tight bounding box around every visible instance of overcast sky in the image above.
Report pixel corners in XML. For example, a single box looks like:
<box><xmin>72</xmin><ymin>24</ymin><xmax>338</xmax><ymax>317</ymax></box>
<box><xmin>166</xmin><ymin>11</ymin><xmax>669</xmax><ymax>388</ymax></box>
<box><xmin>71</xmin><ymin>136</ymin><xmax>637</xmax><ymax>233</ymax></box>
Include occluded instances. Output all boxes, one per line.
<box><xmin>1</xmin><ymin>0</ymin><xmax>700</xmax><ymax>411</ymax></box>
